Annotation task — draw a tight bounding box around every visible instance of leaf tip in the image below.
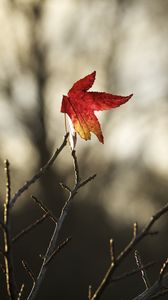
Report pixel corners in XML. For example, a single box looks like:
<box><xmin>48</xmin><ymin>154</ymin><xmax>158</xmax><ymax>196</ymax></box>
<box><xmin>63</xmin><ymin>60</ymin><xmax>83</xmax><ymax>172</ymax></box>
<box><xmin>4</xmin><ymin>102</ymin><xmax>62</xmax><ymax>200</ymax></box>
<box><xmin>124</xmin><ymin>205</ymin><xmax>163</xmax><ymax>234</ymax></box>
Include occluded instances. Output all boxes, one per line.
<box><xmin>128</xmin><ymin>93</ymin><xmax>133</xmax><ymax>99</ymax></box>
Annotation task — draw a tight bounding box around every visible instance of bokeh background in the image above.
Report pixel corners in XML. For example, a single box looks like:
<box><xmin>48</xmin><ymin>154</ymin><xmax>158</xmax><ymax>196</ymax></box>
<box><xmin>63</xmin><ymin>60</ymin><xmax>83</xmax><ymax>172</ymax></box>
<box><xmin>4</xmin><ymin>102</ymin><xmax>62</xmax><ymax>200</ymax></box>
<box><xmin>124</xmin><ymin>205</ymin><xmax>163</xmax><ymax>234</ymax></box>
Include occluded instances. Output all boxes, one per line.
<box><xmin>0</xmin><ymin>0</ymin><xmax>168</xmax><ymax>299</ymax></box>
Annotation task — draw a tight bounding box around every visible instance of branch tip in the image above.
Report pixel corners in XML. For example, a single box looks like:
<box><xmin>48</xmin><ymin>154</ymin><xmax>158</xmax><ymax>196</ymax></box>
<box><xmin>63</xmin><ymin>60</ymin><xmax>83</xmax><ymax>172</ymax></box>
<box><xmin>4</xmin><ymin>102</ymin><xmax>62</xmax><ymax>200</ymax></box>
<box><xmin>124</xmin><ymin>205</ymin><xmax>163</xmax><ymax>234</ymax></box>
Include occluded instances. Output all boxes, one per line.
<box><xmin>88</xmin><ymin>285</ymin><xmax>92</xmax><ymax>300</ymax></box>
<box><xmin>159</xmin><ymin>258</ymin><xmax>168</xmax><ymax>282</ymax></box>
<box><xmin>109</xmin><ymin>239</ymin><xmax>115</xmax><ymax>264</ymax></box>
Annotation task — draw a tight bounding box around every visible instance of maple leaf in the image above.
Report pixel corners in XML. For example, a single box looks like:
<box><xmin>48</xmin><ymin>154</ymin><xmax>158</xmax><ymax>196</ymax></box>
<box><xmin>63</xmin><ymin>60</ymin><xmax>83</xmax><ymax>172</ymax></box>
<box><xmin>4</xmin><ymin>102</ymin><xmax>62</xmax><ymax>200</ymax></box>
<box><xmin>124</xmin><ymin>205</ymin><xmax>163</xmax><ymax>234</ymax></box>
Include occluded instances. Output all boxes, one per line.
<box><xmin>61</xmin><ymin>71</ymin><xmax>133</xmax><ymax>146</ymax></box>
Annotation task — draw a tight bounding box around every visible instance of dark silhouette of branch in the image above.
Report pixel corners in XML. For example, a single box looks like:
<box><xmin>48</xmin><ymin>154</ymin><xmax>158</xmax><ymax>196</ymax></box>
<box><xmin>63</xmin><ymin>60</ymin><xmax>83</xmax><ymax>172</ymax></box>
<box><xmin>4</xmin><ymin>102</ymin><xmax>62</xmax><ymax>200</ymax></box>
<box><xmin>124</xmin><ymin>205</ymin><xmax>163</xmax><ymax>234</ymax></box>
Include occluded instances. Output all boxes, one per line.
<box><xmin>3</xmin><ymin>160</ymin><xmax>17</xmax><ymax>299</ymax></box>
<box><xmin>12</xmin><ymin>213</ymin><xmax>48</xmax><ymax>244</ymax></box>
<box><xmin>17</xmin><ymin>284</ymin><xmax>24</xmax><ymax>300</ymax></box>
<box><xmin>71</xmin><ymin>150</ymin><xmax>80</xmax><ymax>184</ymax></box>
<box><xmin>26</xmin><ymin>149</ymin><xmax>96</xmax><ymax>300</ymax></box>
<box><xmin>31</xmin><ymin>195</ymin><xmax>57</xmax><ymax>223</ymax></box>
<box><xmin>45</xmin><ymin>236</ymin><xmax>72</xmax><ymax>266</ymax></box>
<box><xmin>132</xmin><ymin>273</ymin><xmax>168</xmax><ymax>300</ymax></box>
<box><xmin>152</xmin><ymin>288</ymin><xmax>168</xmax><ymax>299</ymax></box>
<box><xmin>88</xmin><ymin>285</ymin><xmax>92</xmax><ymax>300</ymax></box>
<box><xmin>130</xmin><ymin>259</ymin><xmax>168</xmax><ymax>299</ymax></box>
<box><xmin>111</xmin><ymin>261</ymin><xmax>156</xmax><ymax>283</ymax></box>
<box><xmin>159</xmin><ymin>258</ymin><xmax>168</xmax><ymax>282</ymax></box>
<box><xmin>22</xmin><ymin>260</ymin><xmax>36</xmax><ymax>284</ymax></box>
<box><xmin>10</xmin><ymin>133</ymin><xmax>69</xmax><ymax>208</ymax></box>
<box><xmin>109</xmin><ymin>239</ymin><xmax>115</xmax><ymax>264</ymax></box>
<box><xmin>134</xmin><ymin>250</ymin><xmax>150</xmax><ymax>289</ymax></box>
<box><xmin>90</xmin><ymin>202</ymin><xmax>168</xmax><ymax>300</ymax></box>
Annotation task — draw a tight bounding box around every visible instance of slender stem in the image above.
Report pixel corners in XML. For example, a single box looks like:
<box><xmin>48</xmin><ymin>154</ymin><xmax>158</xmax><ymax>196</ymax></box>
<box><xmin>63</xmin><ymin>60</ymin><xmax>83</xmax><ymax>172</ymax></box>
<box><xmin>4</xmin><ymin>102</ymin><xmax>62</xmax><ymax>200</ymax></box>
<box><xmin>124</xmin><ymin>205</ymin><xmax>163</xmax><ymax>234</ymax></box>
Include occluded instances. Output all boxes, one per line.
<box><xmin>111</xmin><ymin>261</ymin><xmax>156</xmax><ymax>282</ymax></box>
<box><xmin>71</xmin><ymin>150</ymin><xmax>80</xmax><ymax>184</ymax></box>
<box><xmin>12</xmin><ymin>213</ymin><xmax>48</xmax><ymax>243</ymax></box>
<box><xmin>31</xmin><ymin>195</ymin><xmax>57</xmax><ymax>223</ymax></box>
<box><xmin>134</xmin><ymin>250</ymin><xmax>150</xmax><ymax>289</ymax></box>
<box><xmin>132</xmin><ymin>273</ymin><xmax>168</xmax><ymax>300</ymax></box>
<box><xmin>10</xmin><ymin>133</ymin><xmax>69</xmax><ymax>208</ymax></box>
<box><xmin>109</xmin><ymin>239</ymin><xmax>115</xmax><ymax>264</ymax></box>
<box><xmin>26</xmin><ymin>194</ymin><xmax>72</xmax><ymax>300</ymax></box>
<box><xmin>17</xmin><ymin>284</ymin><xmax>24</xmax><ymax>300</ymax></box>
<box><xmin>26</xmin><ymin>150</ymin><xmax>96</xmax><ymax>300</ymax></box>
<box><xmin>45</xmin><ymin>236</ymin><xmax>71</xmax><ymax>266</ymax></box>
<box><xmin>91</xmin><ymin>202</ymin><xmax>168</xmax><ymax>300</ymax></box>
<box><xmin>3</xmin><ymin>160</ymin><xmax>17</xmax><ymax>300</ymax></box>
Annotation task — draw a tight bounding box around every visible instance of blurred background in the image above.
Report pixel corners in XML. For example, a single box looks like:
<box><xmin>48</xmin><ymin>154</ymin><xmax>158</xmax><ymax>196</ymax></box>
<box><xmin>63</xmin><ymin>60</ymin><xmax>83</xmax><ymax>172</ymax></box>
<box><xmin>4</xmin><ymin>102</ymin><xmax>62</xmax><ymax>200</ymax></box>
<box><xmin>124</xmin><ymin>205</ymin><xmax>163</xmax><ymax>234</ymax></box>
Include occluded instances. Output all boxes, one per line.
<box><xmin>0</xmin><ymin>0</ymin><xmax>168</xmax><ymax>299</ymax></box>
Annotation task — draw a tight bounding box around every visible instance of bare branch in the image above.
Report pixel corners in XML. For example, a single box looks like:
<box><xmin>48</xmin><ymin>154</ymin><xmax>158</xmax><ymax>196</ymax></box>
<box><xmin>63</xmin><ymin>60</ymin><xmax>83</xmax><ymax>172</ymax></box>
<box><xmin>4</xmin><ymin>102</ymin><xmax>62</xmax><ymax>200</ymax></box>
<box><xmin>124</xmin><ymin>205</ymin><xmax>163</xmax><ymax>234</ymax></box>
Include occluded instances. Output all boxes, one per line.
<box><xmin>31</xmin><ymin>195</ymin><xmax>57</xmax><ymax>223</ymax></box>
<box><xmin>111</xmin><ymin>261</ymin><xmax>156</xmax><ymax>283</ymax></box>
<box><xmin>133</xmin><ymin>222</ymin><xmax>138</xmax><ymax>239</ymax></box>
<box><xmin>132</xmin><ymin>273</ymin><xmax>168</xmax><ymax>300</ymax></box>
<box><xmin>3</xmin><ymin>159</ymin><xmax>17</xmax><ymax>299</ymax></box>
<box><xmin>152</xmin><ymin>289</ymin><xmax>168</xmax><ymax>299</ymax></box>
<box><xmin>22</xmin><ymin>260</ymin><xmax>36</xmax><ymax>284</ymax></box>
<box><xmin>10</xmin><ymin>133</ymin><xmax>69</xmax><ymax>208</ymax></box>
<box><xmin>59</xmin><ymin>182</ymin><xmax>72</xmax><ymax>193</ymax></box>
<box><xmin>88</xmin><ymin>285</ymin><xmax>92</xmax><ymax>300</ymax></box>
<box><xmin>17</xmin><ymin>284</ymin><xmax>24</xmax><ymax>300</ymax></box>
<box><xmin>159</xmin><ymin>258</ymin><xmax>168</xmax><ymax>282</ymax></box>
<box><xmin>45</xmin><ymin>236</ymin><xmax>72</xmax><ymax>266</ymax></box>
<box><xmin>134</xmin><ymin>250</ymin><xmax>150</xmax><ymax>289</ymax></box>
<box><xmin>90</xmin><ymin>202</ymin><xmax>168</xmax><ymax>300</ymax></box>
<box><xmin>71</xmin><ymin>150</ymin><xmax>80</xmax><ymax>184</ymax></box>
<box><xmin>12</xmin><ymin>213</ymin><xmax>48</xmax><ymax>243</ymax></box>
<box><xmin>26</xmin><ymin>149</ymin><xmax>96</xmax><ymax>300</ymax></box>
<box><xmin>109</xmin><ymin>239</ymin><xmax>115</xmax><ymax>264</ymax></box>
<box><xmin>78</xmin><ymin>174</ymin><xmax>96</xmax><ymax>189</ymax></box>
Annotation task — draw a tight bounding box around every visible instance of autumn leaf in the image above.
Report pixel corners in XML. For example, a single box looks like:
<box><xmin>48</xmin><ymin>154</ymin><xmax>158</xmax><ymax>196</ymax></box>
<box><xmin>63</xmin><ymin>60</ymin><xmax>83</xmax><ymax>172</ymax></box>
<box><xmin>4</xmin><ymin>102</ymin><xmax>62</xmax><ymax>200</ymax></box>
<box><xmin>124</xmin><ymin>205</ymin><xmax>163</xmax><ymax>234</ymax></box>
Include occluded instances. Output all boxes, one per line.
<box><xmin>61</xmin><ymin>71</ymin><xmax>133</xmax><ymax>146</ymax></box>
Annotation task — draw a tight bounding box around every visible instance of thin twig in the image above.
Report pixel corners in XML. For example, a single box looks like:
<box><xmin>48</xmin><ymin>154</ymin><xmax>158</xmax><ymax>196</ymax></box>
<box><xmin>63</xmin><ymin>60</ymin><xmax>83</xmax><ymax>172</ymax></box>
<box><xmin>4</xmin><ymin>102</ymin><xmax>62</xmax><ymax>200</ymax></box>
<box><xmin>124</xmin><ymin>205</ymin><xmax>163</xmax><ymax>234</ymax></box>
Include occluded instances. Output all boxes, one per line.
<box><xmin>31</xmin><ymin>195</ymin><xmax>57</xmax><ymax>223</ymax></box>
<box><xmin>159</xmin><ymin>258</ymin><xmax>168</xmax><ymax>282</ymax></box>
<box><xmin>17</xmin><ymin>284</ymin><xmax>24</xmax><ymax>300</ymax></box>
<box><xmin>88</xmin><ymin>285</ymin><xmax>92</xmax><ymax>300</ymax></box>
<box><xmin>71</xmin><ymin>150</ymin><xmax>80</xmax><ymax>184</ymax></box>
<box><xmin>3</xmin><ymin>159</ymin><xmax>17</xmax><ymax>299</ymax></box>
<box><xmin>45</xmin><ymin>236</ymin><xmax>72</xmax><ymax>266</ymax></box>
<box><xmin>22</xmin><ymin>260</ymin><xmax>36</xmax><ymax>283</ymax></box>
<box><xmin>134</xmin><ymin>250</ymin><xmax>150</xmax><ymax>289</ymax></box>
<box><xmin>90</xmin><ymin>202</ymin><xmax>168</xmax><ymax>300</ymax></box>
<box><xmin>109</xmin><ymin>239</ymin><xmax>115</xmax><ymax>264</ymax></box>
<box><xmin>133</xmin><ymin>222</ymin><xmax>138</xmax><ymax>239</ymax></box>
<box><xmin>26</xmin><ymin>197</ymin><xmax>72</xmax><ymax>300</ymax></box>
<box><xmin>10</xmin><ymin>133</ymin><xmax>69</xmax><ymax>208</ymax></box>
<box><xmin>59</xmin><ymin>182</ymin><xmax>72</xmax><ymax>193</ymax></box>
<box><xmin>78</xmin><ymin>174</ymin><xmax>96</xmax><ymax>189</ymax></box>
<box><xmin>12</xmin><ymin>213</ymin><xmax>48</xmax><ymax>243</ymax></box>
<box><xmin>132</xmin><ymin>273</ymin><xmax>168</xmax><ymax>300</ymax></box>
<box><xmin>111</xmin><ymin>261</ymin><xmax>156</xmax><ymax>283</ymax></box>
<box><xmin>26</xmin><ymin>150</ymin><xmax>96</xmax><ymax>300</ymax></box>
<box><xmin>152</xmin><ymin>288</ymin><xmax>168</xmax><ymax>299</ymax></box>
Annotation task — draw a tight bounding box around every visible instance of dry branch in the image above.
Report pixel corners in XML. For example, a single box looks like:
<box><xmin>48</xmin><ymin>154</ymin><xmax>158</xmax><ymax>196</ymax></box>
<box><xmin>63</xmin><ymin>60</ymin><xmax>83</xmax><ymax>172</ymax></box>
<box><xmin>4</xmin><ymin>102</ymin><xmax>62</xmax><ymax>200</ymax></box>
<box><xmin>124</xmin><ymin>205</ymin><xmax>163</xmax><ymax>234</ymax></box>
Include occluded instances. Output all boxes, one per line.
<box><xmin>10</xmin><ymin>133</ymin><xmax>69</xmax><ymax>208</ymax></box>
<box><xmin>3</xmin><ymin>160</ymin><xmax>17</xmax><ymax>299</ymax></box>
<box><xmin>45</xmin><ymin>236</ymin><xmax>72</xmax><ymax>266</ymax></box>
<box><xmin>111</xmin><ymin>261</ymin><xmax>156</xmax><ymax>283</ymax></box>
<box><xmin>90</xmin><ymin>202</ymin><xmax>168</xmax><ymax>300</ymax></box>
<box><xmin>132</xmin><ymin>273</ymin><xmax>168</xmax><ymax>300</ymax></box>
<box><xmin>17</xmin><ymin>284</ymin><xmax>24</xmax><ymax>300</ymax></box>
<box><xmin>31</xmin><ymin>195</ymin><xmax>57</xmax><ymax>223</ymax></box>
<box><xmin>12</xmin><ymin>213</ymin><xmax>48</xmax><ymax>244</ymax></box>
<box><xmin>134</xmin><ymin>250</ymin><xmax>150</xmax><ymax>289</ymax></box>
<box><xmin>22</xmin><ymin>260</ymin><xmax>36</xmax><ymax>284</ymax></box>
<box><xmin>26</xmin><ymin>149</ymin><xmax>96</xmax><ymax>300</ymax></box>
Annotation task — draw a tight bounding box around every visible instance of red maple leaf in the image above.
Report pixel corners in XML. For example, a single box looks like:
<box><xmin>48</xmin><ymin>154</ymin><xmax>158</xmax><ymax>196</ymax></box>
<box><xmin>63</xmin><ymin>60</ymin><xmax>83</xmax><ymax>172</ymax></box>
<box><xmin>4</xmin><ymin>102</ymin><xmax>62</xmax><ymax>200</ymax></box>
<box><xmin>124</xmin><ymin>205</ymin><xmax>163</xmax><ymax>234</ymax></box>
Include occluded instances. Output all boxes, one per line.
<box><xmin>61</xmin><ymin>71</ymin><xmax>133</xmax><ymax>146</ymax></box>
